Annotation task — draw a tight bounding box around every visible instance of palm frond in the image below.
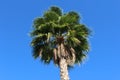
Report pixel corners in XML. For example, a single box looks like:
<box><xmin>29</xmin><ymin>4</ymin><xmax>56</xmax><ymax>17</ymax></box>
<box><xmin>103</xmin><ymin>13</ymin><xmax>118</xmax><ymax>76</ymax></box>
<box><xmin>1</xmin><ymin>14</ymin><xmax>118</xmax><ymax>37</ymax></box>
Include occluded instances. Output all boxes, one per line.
<box><xmin>41</xmin><ymin>48</ymin><xmax>53</xmax><ymax>64</ymax></box>
<box><xmin>73</xmin><ymin>24</ymin><xmax>91</xmax><ymax>37</ymax></box>
<box><xmin>44</xmin><ymin>11</ymin><xmax>59</xmax><ymax>22</ymax></box>
<box><xmin>59</xmin><ymin>11</ymin><xmax>80</xmax><ymax>25</ymax></box>
<box><xmin>33</xmin><ymin>18</ymin><xmax>45</xmax><ymax>29</ymax></box>
<box><xmin>49</xmin><ymin>6</ymin><xmax>62</xmax><ymax>16</ymax></box>
<box><xmin>31</xmin><ymin>34</ymin><xmax>47</xmax><ymax>46</ymax></box>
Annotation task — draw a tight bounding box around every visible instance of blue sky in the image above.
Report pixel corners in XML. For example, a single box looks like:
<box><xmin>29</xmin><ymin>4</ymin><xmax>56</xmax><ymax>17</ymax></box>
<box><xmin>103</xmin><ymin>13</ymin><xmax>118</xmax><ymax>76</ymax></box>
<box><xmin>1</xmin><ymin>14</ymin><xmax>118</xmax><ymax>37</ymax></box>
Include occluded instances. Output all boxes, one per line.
<box><xmin>0</xmin><ymin>0</ymin><xmax>120</xmax><ymax>80</ymax></box>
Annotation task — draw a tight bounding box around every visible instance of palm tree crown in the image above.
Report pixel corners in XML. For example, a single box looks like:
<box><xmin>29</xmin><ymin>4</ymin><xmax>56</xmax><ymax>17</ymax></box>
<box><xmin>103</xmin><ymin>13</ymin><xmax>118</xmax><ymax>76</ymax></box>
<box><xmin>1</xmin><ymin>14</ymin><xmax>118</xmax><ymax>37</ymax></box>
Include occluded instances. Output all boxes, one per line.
<box><xmin>30</xmin><ymin>6</ymin><xmax>91</xmax><ymax>66</ymax></box>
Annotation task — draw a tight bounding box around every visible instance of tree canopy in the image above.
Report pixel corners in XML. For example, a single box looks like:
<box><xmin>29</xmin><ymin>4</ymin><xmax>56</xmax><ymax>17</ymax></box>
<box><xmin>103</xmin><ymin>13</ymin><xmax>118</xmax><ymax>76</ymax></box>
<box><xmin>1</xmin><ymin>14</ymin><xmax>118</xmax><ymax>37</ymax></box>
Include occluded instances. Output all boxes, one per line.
<box><xmin>30</xmin><ymin>6</ymin><xmax>91</xmax><ymax>66</ymax></box>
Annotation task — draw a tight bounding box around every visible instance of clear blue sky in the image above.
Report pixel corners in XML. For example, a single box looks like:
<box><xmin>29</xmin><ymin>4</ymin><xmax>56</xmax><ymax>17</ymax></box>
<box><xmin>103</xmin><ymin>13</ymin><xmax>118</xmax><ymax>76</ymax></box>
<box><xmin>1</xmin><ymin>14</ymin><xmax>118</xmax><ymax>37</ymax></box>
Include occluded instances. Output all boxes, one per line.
<box><xmin>0</xmin><ymin>0</ymin><xmax>120</xmax><ymax>80</ymax></box>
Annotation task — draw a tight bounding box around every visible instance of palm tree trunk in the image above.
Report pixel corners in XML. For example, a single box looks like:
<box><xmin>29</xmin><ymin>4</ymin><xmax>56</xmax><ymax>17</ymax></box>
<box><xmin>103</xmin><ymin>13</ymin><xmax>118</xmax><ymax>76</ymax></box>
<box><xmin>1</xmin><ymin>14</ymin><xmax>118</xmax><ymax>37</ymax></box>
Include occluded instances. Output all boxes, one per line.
<box><xmin>59</xmin><ymin>58</ymin><xmax>70</xmax><ymax>80</ymax></box>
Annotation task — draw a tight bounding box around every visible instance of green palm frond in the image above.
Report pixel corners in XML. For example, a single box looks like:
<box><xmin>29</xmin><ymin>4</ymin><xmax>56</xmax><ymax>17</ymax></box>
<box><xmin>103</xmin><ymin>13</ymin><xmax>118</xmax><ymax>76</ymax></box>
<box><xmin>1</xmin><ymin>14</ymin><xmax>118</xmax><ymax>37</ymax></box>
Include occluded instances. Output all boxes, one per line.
<box><xmin>73</xmin><ymin>44</ymin><xmax>87</xmax><ymax>64</ymax></box>
<box><xmin>67</xmin><ymin>11</ymin><xmax>80</xmax><ymax>23</ymax></box>
<box><xmin>44</xmin><ymin>11</ymin><xmax>59</xmax><ymax>22</ymax></box>
<box><xmin>32</xmin><ymin>45</ymin><xmax>42</xmax><ymax>59</ymax></box>
<box><xmin>33</xmin><ymin>18</ymin><xmax>45</xmax><ymax>29</ymax></box>
<box><xmin>31</xmin><ymin>34</ymin><xmax>47</xmax><ymax>46</ymax></box>
<box><xmin>59</xmin><ymin>11</ymin><xmax>80</xmax><ymax>25</ymax></box>
<box><xmin>79</xmin><ymin>37</ymin><xmax>90</xmax><ymax>52</ymax></box>
<box><xmin>75</xmin><ymin>51</ymin><xmax>86</xmax><ymax>64</ymax></box>
<box><xmin>31</xmin><ymin>22</ymin><xmax>55</xmax><ymax>36</ymax></box>
<box><xmin>33</xmin><ymin>41</ymin><xmax>53</xmax><ymax>63</ymax></box>
<box><xmin>41</xmin><ymin>47</ymin><xmax>53</xmax><ymax>64</ymax></box>
<box><xmin>49</xmin><ymin>6</ymin><xmax>62</xmax><ymax>16</ymax></box>
<box><xmin>73</xmin><ymin>24</ymin><xmax>91</xmax><ymax>37</ymax></box>
<box><xmin>66</xmin><ymin>36</ymin><xmax>80</xmax><ymax>47</ymax></box>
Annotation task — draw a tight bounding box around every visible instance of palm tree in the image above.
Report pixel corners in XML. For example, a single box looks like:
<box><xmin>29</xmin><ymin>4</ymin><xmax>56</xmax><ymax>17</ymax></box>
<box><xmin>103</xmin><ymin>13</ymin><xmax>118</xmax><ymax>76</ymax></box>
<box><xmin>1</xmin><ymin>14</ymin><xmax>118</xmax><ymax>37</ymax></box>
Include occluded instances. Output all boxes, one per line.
<box><xmin>30</xmin><ymin>6</ymin><xmax>91</xmax><ymax>80</ymax></box>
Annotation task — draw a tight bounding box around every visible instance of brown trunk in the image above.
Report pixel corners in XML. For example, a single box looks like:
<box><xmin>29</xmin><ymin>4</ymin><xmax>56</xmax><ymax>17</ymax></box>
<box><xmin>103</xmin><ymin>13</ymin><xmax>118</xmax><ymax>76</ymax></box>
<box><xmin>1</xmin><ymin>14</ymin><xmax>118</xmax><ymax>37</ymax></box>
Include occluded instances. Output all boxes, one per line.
<box><xmin>59</xmin><ymin>58</ymin><xmax>70</xmax><ymax>80</ymax></box>
<box><xmin>57</xmin><ymin>41</ymin><xmax>70</xmax><ymax>80</ymax></box>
